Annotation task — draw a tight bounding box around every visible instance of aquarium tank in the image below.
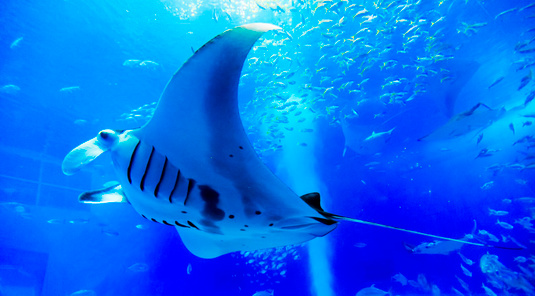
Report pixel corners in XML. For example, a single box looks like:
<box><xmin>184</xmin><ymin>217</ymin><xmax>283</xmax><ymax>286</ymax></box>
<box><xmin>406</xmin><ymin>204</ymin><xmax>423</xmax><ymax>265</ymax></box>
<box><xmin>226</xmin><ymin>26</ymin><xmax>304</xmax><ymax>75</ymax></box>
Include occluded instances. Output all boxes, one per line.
<box><xmin>1</xmin><ymin>0</ymin><xmax>534</xmax><ymax>295</ymax></box>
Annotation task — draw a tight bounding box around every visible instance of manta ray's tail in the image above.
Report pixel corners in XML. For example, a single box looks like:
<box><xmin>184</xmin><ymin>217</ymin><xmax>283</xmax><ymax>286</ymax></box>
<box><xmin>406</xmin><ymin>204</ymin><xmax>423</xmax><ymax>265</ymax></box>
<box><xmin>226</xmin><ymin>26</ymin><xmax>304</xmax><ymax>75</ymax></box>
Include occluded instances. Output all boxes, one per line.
<box><xmin>330</xmin><ymin>214</ymin><xmax>523</xmax><ymax>251</ymax></box>
<box><xmin>300</xmin><ymin>192</ymin><xmax>521</xmax><ymax>251</ymax></box>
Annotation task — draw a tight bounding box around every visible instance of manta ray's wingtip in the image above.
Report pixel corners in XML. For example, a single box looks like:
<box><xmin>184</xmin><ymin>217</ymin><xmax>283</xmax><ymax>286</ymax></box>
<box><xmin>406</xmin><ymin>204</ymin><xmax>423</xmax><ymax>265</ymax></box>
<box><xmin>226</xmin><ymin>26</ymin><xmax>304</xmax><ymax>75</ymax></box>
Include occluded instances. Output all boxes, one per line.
<box><xmin>240</xmin><ymin>23</ymin><xmax>282</xmax><ymax>32</ymax></box>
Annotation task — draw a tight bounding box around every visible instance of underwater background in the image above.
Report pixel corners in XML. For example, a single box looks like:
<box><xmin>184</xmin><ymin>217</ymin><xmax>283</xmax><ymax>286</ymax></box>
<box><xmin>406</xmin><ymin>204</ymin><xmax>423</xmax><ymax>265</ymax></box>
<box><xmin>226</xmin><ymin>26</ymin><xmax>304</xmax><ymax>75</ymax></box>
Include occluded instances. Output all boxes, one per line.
<box><xmin>1</xmin><ymin>0</ymin><xmax>535</xmax><ymax>295</ymax></box>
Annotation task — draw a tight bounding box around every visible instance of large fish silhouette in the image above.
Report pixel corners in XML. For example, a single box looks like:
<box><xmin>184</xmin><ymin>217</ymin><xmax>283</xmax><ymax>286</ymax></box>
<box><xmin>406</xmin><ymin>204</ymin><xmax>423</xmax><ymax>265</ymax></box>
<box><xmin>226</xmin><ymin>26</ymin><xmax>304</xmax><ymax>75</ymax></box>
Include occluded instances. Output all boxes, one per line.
<box><xmin>418</xmin><ymin>103</ymin><xmax>506</xmax><ymax>141</ymax></box>
<box><xmin>63</xmin><ymin>23</ymin><xmax>497</xmax><ymax>258</ymax></box>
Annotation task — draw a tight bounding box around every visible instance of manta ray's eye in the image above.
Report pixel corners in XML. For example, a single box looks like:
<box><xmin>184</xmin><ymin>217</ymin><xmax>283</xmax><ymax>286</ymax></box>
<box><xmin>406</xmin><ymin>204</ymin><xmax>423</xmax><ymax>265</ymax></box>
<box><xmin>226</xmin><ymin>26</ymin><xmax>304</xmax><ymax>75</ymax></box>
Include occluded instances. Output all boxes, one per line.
<box><xmin>97</xmin><ymin>129</ymin><xmax>119</xmax><ymax>146</ymax></box>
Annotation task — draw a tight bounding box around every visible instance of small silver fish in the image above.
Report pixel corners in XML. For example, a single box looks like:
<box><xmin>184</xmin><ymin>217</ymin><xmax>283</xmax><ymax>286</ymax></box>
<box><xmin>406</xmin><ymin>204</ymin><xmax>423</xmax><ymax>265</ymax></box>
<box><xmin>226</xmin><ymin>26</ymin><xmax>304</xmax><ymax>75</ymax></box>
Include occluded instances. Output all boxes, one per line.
<box><xmin>355</xmin><ymin>284</ymin><xmax>390</xmax><ymax>296</ymax></box>
<box><xmin>496</xmin><ymin>219</ymin><xmax>514</xmax><ymax>230</ymax></box>
<box><xmin>186</xmin><ymin>263</ymin><xmax>192</xmax><ymax>275</ymax></box>
<box><xmin>519</xmin><ymin>71</ymin><xmax>532</xmax><ymax>91</ymax></box>
<box><xmin>128</xmin><ymin>263</ymin><xmax>149</xmax><ymax>272</ymax></box>
<box><xmin>70</xmin><ymin>290</ymin><xmax>96</xmax><ymax>296</ymax></box>
<box><xmin>10</xmin><ymin>37</ymin><xmax>23</xmax><ymax>49</ymax></box>
<box><xmin>392</xmin><ymin>272</ymin><xmax>408</xmax><ymax>286</ymax></box>
<box><xmin>460</xmin><ymin>264</ymin><xmax>472</xmax><ymax>277</ymax></box>
<box><xmin>458</xmin><ymin>251</ymin><xmax>474</xmax><ymax>265</ymax></box>
<box><xmin>488</xmin><ymin>208</ymin><xmax>508</xmax><ymax>216</ymax></box>
<box><xmin>59</xmin><ymin>86</ymin><xmax>81</xmax><ymax>93</ymax></box>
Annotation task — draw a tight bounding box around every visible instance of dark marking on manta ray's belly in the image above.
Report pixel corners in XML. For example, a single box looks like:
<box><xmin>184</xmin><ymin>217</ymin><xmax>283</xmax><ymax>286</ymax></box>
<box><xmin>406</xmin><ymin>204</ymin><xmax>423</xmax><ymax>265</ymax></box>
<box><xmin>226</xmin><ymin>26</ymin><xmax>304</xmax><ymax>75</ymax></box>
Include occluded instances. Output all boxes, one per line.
<box><xmin>183</xmin><ymin>179</ymin><xmax>196</xmax><ymax>206</ymax></box>
<box><xmin>127</xmin><ymin>141</ymin><xmax>141</xmax><ymax>184</ymax></box>
<box><xmin>181</xmin><ymin>211</ymin><xmax>187</xmax><ymax>214</ymax></box>
<box><xmin>154</xmin><ymin>156</ymin><xmax>168</xmax><ymax>197</ymax></box>
<box><xmin>198</xmin><ymin>185</ymin><xmax>225</xmax><ymax>221</ymax></box>
<box><xmin>200</xmin><ymin>219</ymin><xmax>220</xmax><ymax>231</ymax></box>
<box><xmin>151</xmin><ymin>218</ymin><xmax>157</xmax><ymax>223</ymax></box>
<box><xmin>239</xmin><ymin>146</ymin><xmax>243</xmax><ymax>150</ymax></box>
<box><xmin>169</xmin><ymin>170</ymin><xmax>181</xmax><ymax>203</ymax></box>
<box><xmin>141</xmin><ymin>214</ymin><xmax>147</xmax><ymax>219</ymax></box>
<box><xmin>228</xmin><ymin>214</ymin><xmax>235</xmax><ymax>219</ymax></box>
<box><xmin>140</xmin><ymin>146</ymin><xmax>155</xmax><ymax>191</ymax></box>
<box><xmin>187</xmin><ymin>221</ymin><xmax>200</xmax><ymax>230</ymax></box>
<box><xmin>175</xmin><ymin>221</ymin><xmax>189</xmax><ymax>228</ymax></box>
<box><xmin>229</xmin><ymin>154</ymin><xmax>233</xmax><ymax>158</ymax></box>
<box><xmin>255</xmin><ymin>211</ymin><xmax>262</xmax><ymax>215</ymax></box>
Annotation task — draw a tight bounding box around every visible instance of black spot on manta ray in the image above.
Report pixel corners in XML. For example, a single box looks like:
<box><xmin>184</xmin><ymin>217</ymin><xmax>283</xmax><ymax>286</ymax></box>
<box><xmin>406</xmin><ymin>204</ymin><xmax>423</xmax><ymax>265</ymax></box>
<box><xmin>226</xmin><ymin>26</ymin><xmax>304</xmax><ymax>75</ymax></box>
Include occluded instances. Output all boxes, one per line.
<box><xmin>228</xmin><ymin>214</ymin><xmax>235</xmax><ymax>219</ymax></box>
<box><xmin>151</xmin><ymin>218</ymin><xmax>157</xmax><ymax>223</ymax></box>
<box><xmin>229</xmin><ymin>154</ymin><xmax>234</xmax><ymax>158</ymax></box>
<box><xmin>239</xmin><ymin>146</ymin><xmax>243</xmax><ymax>150</ymax></box>
<box><xmin>198</xmin><ymin>185</ymin><xmax>225</xmax><ymax>221</ymax></box>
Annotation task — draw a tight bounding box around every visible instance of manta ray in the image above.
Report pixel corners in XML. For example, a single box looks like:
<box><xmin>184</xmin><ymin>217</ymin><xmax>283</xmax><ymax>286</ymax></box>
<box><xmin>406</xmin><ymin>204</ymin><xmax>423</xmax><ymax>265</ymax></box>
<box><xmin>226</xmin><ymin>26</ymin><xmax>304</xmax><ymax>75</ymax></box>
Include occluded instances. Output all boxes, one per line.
<box><xmin>63</xmin><ymin>23</ymin><xmax>495</xmax><ymax>259</ymax></box>
<box><xmin>418</xmin><ymin>103</ymin><xmax>506</xmax><ymax>141</ymax></box>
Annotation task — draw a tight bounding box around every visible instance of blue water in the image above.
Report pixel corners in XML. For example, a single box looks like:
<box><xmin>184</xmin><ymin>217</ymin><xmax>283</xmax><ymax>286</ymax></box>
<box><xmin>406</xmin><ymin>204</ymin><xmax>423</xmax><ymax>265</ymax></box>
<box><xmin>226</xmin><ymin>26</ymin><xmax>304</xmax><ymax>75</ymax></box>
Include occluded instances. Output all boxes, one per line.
<box><xmin>1</xmin><ymin>0</ymin><xmax>534</xmax><ymax>295</ymax></box>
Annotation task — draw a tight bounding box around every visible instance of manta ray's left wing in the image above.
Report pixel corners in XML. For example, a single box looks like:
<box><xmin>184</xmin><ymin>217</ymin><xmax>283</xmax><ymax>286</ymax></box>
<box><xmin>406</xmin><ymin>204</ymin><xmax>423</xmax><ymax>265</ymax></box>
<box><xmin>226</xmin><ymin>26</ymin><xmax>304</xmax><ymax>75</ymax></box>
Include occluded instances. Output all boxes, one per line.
<box><xmin>132</xmin><ymin>23</ymin><xmax>281</xmax><ymax>175</ymax></box>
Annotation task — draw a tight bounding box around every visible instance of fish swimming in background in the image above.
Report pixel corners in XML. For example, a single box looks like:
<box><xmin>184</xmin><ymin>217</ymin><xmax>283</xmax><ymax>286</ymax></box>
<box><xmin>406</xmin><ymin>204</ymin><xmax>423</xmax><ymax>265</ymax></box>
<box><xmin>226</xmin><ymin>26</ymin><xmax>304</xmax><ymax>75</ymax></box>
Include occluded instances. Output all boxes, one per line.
<box><xmin>10</xmin><ymin>37</ymin><xmax>23</xmax><ymax>49</ymax></box>
<box><xmin>487</xmin><ymin>76</ymin><xmax>504</xmax><ymax>89</ymax></box>
<box><xmin>404</xmin><ymin>221</ymin><xmax>477</xmax><ymax>255</ymax></box>
<box><xmin>392</xmin><ymin>272</ymin><xmax>408</xmax><ymax>286</ymax></box>
<box><xmin>476</xmin><ymin>133</ymin><xmax>483</xmax><ymax>145</ymax></box>
<box><xmin>59</xmin><ymin>86</ymin><xmax>81</xmax><ymax>93</ymax></box>
<box><xmin>355</xmin><ymin>285</ymin><xmax>390</xmax><ymax>296</ymax></box>
<box><xmin>62</xmin><ymin>24</ymin><xmax>507</xmax><ymax>259</ymax></box>
<box><xmin>518</xmin><ymin>71</ymin><xmax>532</xmax><ymax>91</ymax></box>
<box><xmin>0</xmin><ymin>84</ymin><xmax>21</xmax><ymax>95</ymax></box>
<box><xmin>364</xmin><ymin>127</ymin><xmax>395</xmax><ymax>141</ymax></box>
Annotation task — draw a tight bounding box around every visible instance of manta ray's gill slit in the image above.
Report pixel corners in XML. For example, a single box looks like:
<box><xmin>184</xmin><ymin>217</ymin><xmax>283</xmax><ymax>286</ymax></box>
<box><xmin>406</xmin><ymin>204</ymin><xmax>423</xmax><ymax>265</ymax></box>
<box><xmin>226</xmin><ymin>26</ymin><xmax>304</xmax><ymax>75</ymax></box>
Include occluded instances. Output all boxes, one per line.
<box><xmin>183</xmin><ymin>179</ymin><xmax>196</xmax><ymax>206</ymax></box>
<box><xmin>162</xmin><ymin>220</ymin><xmax>174</xmax><ymax>226</ymax></box>
<box><xmin>187</xmin><ymin>221</ymin><xmax>200</xmax><ymax>230</ymax></box>
<box><xmin>175</xmin><ymin>221</ymin><xmax>189</xmax><ymax>228</ymax></box>
<box><xmin>168</xmin><ymin>169</ymin><xmax>181</xmax><ymax>203</ymax></box>
<box><xmin>154</xmin><ymin>157</ymin><xmax>168</xmax><ymax>197</ymax></box>
<box><xmin>140</xmin><ymin>146</ymin><xmax>155</xmax><ymax>191</ymax></box>
<box><xmin>127</xmin><ymin>141</ymin><xmax>141</xmax><ymax>184</ymax></box>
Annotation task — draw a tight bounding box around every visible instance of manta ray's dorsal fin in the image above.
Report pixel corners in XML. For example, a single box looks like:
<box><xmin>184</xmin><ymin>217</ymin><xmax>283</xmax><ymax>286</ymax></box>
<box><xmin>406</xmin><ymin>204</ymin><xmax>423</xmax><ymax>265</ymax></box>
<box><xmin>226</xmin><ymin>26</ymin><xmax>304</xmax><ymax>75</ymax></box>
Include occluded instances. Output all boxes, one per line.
<box><xmin>133</xmin><ymin>24</ymin><xmax>281</xmax><ymax>170</ymax></box>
